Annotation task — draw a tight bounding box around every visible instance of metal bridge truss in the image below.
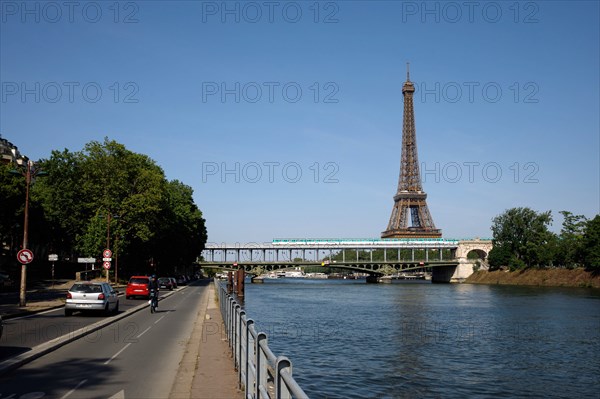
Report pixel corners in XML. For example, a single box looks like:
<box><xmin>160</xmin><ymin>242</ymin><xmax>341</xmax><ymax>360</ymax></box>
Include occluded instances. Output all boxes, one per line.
<box><xmin>199</xmin><ymin>260</ymin><xmax>459</xmax><ymax>277</ymax></box>
<box><xmin>200</xmin><ymin>241</ymin><xmax>461</xmax><ymax>276</ymax></box>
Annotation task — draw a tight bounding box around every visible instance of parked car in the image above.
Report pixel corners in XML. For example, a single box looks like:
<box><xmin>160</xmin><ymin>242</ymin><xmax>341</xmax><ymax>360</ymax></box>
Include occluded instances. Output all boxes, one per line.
<box><xmin>176</xmin><ymin>275</ymin><xmax>187</xmax><ymax>285</ymax></box>
<box><xmin>0</xmin><ymin>273</ymin><xmax>14</xmax><ymax>289</ymax></box>
<box><xmin>126</xmin><ymin>276</ymin><xmax>151</xmax><ymax>299</ymax></box>
<box><xmin>169</xmin><ymin>277</ymin><xmax>178</xmax><ymax>288</ymax></box>
<box><xmin>65</xmin><ymin>282</ymin><xmax>119</xmax><ymax>316</ymax></box>
<box><xmin>158</xmin><ymin>277</ymin><xmax>173</xmax><ymax>290</ymax></box>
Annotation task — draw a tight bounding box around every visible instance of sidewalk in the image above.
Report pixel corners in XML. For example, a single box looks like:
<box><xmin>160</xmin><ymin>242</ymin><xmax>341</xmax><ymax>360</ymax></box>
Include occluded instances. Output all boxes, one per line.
<box><xmin>0</xmin><ymin>281</ymin><xmax>244</xmax><ymax>399</ymax></box>
<box><xmin>171</xmin><ymin>283</ymin><xmax>244</xmax><ymax>399</ymax></box>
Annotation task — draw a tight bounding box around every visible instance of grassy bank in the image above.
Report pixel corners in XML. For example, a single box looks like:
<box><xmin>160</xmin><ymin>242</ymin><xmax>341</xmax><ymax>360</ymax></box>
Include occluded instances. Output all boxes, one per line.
<box><xmin>466</xmin><ymin>268</ymin><xmax>600</xmax><ymax>289</ymax></box>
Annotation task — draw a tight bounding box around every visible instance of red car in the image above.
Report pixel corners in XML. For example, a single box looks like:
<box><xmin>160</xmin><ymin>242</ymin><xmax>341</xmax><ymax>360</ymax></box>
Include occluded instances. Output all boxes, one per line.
<box><xmin>126</xmin><ymin>276</ymin><xmax>150</xmax><ymax>299</ymax></box>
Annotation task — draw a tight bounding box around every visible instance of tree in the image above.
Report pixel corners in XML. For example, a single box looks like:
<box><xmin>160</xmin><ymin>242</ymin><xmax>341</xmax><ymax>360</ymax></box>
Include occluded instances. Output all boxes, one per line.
<box><xmin>490</xmin><ymin>207</ymin><xmax>555</xmax><ymax>270</ymax></box>
<box><xmin>0</xmin><ymin>163</ymin><xmax>26</xmax><ymax>272</ymax></box>
<box><xmin>488</xmin><ymin>244</ymin><xmax>512</xmax><ymax>270</ymax></box>
<box><xmin>582</xmin><ymin>215</ymin><xmax>600</xmax><ymax>270</ymax></box>
<box><xmin>30</xmin><ymin>138</ymin><xmax>207</xmax><ymax>275</ymax></box>
<box><xmin>32</xmin><ymin>149</ymin><xmax>85</xmax><ymax>257</ymax></box>
<box><xmin>557</xmin><ymin>211</ymin><xmax>587</xmax><ymax>268</ymax></box>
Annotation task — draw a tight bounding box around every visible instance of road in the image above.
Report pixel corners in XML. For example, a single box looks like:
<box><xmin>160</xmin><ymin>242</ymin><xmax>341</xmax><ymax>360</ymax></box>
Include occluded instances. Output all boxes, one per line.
<box><xmin>0</xmin><ymin>281</ymin><xmax>209</xmax><ymax>399</ymax></box>
<box><xmin>0</xmin><ymin>292</ymin><xmax>145</xmax><ymax>361</ymax></box>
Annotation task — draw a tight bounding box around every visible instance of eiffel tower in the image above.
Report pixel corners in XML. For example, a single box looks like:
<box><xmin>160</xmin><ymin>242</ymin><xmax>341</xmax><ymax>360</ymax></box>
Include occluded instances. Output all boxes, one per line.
<box><xmin>381</xmin><ymin>64</ymin><xmax>442</xmax><ymax>239</ymax></box>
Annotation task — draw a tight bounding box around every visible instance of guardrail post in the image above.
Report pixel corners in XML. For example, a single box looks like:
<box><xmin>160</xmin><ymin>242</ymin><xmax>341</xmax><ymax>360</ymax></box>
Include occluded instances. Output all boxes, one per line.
<box><xmin>256</xmin><ymin>332</ymin><xmax>268</xmax><ymax>396</ymax></box>
<box><xmin>234</xmin><ymin>304</ymin><xmax>241</xmax><ymax>369</ymax></box>
<box><xmin>245</xmin><ymin>319</ymin><xmax>254</xmax><ymax>398</ymax></box>
<box><xmin>276</xmin><ymin>356</ymin><xmax>292</xmax><ymax>399</ymax></box>
<box><xmin>228</xmin><ymin>297</ymin><xmax>235</xmax><ymax>349</ymax></box>
<box><xmin>239</xmin><ymin>312</ymin><xmax>246</xmax><ymax>389</ymax></box>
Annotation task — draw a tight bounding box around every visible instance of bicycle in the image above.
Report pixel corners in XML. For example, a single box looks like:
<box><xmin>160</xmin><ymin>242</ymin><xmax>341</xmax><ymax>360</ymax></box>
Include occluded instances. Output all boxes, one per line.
<box><xmin>149</xmin><ymin>290</ymin><xmax>158</xmax><ymax>313</ymax></box>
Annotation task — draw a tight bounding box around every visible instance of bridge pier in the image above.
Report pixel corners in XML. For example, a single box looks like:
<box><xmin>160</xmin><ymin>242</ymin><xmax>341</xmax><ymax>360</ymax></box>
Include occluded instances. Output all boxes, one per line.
<box><xmin>431</xmin><ymin>260</ymin><xmax>476</xmax><ymax>283</ymax></box>
<box><xmin>431</xmin><ymin>265</ymin><xmax>455</xmax><ymax>283</ymax></box>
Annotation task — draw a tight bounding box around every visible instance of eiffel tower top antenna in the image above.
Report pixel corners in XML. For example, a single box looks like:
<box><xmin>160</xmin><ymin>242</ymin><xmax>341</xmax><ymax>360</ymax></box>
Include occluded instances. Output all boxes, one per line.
<box><xmin>406</xmin><ymin>62</ymin><xmax>410</xmax><ymax>81</ymax></box>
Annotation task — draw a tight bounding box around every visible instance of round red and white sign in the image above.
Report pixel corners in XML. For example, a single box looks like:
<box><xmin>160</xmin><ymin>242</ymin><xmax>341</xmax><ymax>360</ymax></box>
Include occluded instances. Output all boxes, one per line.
<box><xmin>103</xmin><ymin>261</ymin><xmax>111</xmax><ymax>270</ymax></box>
<box><xmin>17</xmin><ymin>249</ymin><xmax>34</xmax><ymax>264</ymax></box>
<box><xmin>103</xmin><ymin>249</ymin><xmax>112</xmax><ymax>258</ymax></box>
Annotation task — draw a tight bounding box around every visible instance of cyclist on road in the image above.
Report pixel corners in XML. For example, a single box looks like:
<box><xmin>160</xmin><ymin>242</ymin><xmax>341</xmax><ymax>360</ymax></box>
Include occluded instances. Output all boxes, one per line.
<box><xmin>148</xmin><ymin>274</ymin><xmax>159</xmax><ymax>309</ymax></box>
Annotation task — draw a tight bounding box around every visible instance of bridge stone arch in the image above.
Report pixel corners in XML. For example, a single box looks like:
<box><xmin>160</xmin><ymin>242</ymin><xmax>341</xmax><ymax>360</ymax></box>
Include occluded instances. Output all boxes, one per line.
<box><xmin>455</xmin><ymin>239</ymin><xmax>493</xmax><ymax>260</ymax></box>
<box><xmin>437</xmin><ymin>239</ymin><xmax>493</xmax><ymax>282</ymax></box>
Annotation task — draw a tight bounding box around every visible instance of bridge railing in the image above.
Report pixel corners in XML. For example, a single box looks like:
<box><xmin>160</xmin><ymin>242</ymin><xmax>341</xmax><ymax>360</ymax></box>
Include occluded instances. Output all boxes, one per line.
<box><xmin>216</xmin><ymin>279</ymin><xmax>309</xmax><ymax>399</ymax></box>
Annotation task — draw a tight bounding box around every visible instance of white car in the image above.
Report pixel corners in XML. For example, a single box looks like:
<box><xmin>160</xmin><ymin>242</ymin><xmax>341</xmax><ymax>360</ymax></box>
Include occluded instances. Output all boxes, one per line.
<box><xmin>65</xmin><ymin>282</ymin><xmax>119</xmax><ymax>316</ymax></box>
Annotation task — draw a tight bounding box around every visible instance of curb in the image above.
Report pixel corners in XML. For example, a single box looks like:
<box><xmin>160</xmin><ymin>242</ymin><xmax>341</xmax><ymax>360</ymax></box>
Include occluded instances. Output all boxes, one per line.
<box><xmin>1</xmin><ymin>304</ymin><xmax>66</xmax><ymax>320</ymax></box>
<box><xmin>0</xmin><ymin>287</ymin><xmax>183</xmax><ymax>376</ymax></box>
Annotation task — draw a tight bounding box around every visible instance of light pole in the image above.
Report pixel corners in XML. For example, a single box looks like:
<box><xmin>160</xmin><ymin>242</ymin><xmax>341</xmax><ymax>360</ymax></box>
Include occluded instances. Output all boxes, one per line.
<box><xmin>10</xmin><ymin>152</ymin><xmax>47</xmax><ymax>307</ymax></box>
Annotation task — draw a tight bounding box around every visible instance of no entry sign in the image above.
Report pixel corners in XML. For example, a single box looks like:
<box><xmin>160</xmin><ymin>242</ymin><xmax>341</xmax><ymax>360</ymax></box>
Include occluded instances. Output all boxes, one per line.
<box><xmin>17</xmin><ymin>249</ymin><xmax>34</xmax><ymax>264</ymax></box>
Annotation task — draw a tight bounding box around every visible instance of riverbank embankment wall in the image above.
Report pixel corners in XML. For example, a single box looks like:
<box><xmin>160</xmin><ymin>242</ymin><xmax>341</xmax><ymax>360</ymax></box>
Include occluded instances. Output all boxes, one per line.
<box><xmin>466</xmin><ymin>269</ymin><xmax>600</xmax><ymax>288</ymax></box>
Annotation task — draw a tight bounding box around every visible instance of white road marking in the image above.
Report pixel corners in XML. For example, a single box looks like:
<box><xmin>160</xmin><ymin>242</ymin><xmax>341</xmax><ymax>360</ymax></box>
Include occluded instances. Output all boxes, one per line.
<box><xmin>107</xmin><ymin>389</ymin><xmax>125</xmax><ymax>399</ymax></box>
<box><xmin>154</xmin><ymin>315</ymin><xmax>166</xmax><ymax>324</ymax></box>
<box><xmin>104</xmin><ymin>343</ymin><xmax>132</xmax><ymax>365</ymax></box>
<box><xmin>59</xmin><ymin>378</ymin><xmax>87</xmax><ymax>399</ymax></box>
<box><xmin>136</xmin><ymin>326</ymin><xmax>152</xmax><ymax>338</ymax></box>
<box><xmin>9</xmin><ymin>308</ymin><xmax>62</xmax><ymax>320</ymax></box>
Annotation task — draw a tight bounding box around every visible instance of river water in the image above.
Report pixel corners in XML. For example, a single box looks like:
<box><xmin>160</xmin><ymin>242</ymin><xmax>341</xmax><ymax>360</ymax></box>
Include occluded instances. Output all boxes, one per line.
<box><xmin>243</xmin><ymin>279</ymin><xmax>600</xmax><ymax>398</ymax></box>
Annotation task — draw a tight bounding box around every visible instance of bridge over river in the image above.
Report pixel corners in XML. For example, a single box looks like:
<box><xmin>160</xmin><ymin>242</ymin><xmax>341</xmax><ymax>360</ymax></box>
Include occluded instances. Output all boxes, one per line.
<box><xmin>199</xmin><ymin>238</ymin><xmax>492</xmax><ymax>283</ymax></box>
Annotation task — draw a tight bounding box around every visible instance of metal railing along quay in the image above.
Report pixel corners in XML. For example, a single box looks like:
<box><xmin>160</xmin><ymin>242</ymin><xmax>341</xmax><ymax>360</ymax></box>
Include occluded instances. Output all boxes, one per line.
<box><xmin>216</xmin><ymin>279</ymin><xmax>309</xmax><ymax>399</ymax></box>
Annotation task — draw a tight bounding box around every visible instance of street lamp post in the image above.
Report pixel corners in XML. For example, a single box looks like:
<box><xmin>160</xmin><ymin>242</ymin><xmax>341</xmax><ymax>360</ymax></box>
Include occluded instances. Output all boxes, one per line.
<box><xmin>11</xmin><ymin>153</ymin><xmax>46</xmax><ymax>307</ymax></box>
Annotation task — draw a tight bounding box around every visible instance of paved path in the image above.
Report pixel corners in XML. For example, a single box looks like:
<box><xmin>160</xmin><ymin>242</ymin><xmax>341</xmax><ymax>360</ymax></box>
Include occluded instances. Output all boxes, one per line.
<box><xmin>0</xmin><ymin>280</ymin><xmax>244</xmax><ymax>399</ymax></box>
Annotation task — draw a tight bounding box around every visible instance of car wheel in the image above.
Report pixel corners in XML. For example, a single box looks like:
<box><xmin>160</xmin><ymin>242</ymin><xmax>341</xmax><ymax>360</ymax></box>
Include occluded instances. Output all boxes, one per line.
<box><xmin>114</xmin><ymin>301</ymin><xmax>119</xmax><ymax>314</ymax></box>
<box><xmin>104</xmin><ymin>304</ymin><xmax>111</xmax><ymax>316</ymax></box>
<box><xmin>65</xmin><ymin>309</ymin><xmax>73</xmax><ymax>317</ymax></box>
<box><xmin>126</xmin><ymin>295</ymin><xmax>130</xmax><ymax>299</ymax></box>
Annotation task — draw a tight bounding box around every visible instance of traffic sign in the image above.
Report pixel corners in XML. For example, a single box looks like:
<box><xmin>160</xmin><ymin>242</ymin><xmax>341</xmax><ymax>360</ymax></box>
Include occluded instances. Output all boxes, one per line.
<box><xmin>103</xmin><ymin>261</ymin><xmax>111</xmax><ymax>270</ymax></box>
<box><xmin>103</xmin><ymin>249</ymin><xmax>112</xmax><ymax>258</ymax></box>
<box><xmin>17</xmin><ymin>249</ymin><xmax>34</xmax><ymax>264</ymax></box>
<box><xmin>102</xmin><ymin>257</ymin><xmax>112</xmax><ymax>262</ymax></box>
<box><xmin>48</xmin><ymin>254</ymin><xmax>59</xmax><ymax>261</ymax></box>
<box><xmin>78</xmin><ymin>257</ymin><xmax>96</xmax><ymax>263</ymax></box>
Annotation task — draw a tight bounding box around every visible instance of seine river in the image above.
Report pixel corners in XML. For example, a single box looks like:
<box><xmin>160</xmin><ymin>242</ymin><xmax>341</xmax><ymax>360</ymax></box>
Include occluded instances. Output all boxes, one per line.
<box><xmin>243</xmin><ymin>279</ymin><xmax>600</xmax><ymax>398</ymax></box>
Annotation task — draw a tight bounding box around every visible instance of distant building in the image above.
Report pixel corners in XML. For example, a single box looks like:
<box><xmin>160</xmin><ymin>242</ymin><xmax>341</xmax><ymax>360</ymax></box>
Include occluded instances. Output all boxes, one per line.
<box><xmin>0</xmin><ymin>135</ymin><xmax>24</xmax><ymax>165</ymax></box>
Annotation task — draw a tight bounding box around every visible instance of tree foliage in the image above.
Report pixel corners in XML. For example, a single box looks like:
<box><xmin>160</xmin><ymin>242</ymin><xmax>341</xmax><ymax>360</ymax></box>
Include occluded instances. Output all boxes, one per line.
<box><xmin>582</xmin><ymin>215</ymin><xmax>600</xmax><ymax>270</ymax></box>
<box><xmin>556</xmin><ymin>211</ymin><xmax>587</xmax><ymax>268</ymax></box>
<box><xmin>489</xmin><ymin>207</ymin><xmax>599</xmax><ymax>271</ymax></box>
<box><xmin>0</xmin><ymin>163</ymin><xmax>25</xmax><ymax>252</ymax></box>
<box><xmin>489</xmin><ymin>207</ymin><xmax>555</xmax><ymax>270</ymax></box>
<box><xmin>4</xmin><ymin>138</ymin><xmax>206</xmax><ymax>277</ymax></box>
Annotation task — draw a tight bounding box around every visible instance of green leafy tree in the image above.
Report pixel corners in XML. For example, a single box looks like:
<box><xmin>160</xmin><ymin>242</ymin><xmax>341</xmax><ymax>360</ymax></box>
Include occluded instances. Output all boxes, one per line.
<box><xmin>557</xmin><ymin>211</ymin><xmax>587</xmax><ymax>268</ymax></box>
<box><xmin>582</xmin><ymin>215</ymin><xmax>600</xmax><ymax>270</ymax></box>
<box><xmin>30</xmin><ymin>138</ymin><xmax>207</xmax><ymax>275</ymax></box>
<box><xmin>0</xmin><ymin>164</ymin><xmax>26</xmax><ymax>272</ymax></box>
<box><xmin>490</xmin><ymin>207</ymin><xmax>555</xmax><ymax>270</ymax></box>
<box><xmin>32</xmin><ymin>149</ymin><xmax>85</xmax><ymax>257</ymax></box>
<box><xmin>152</xmin><ymin>180</ymin><xmax>207</xmax><ymax>273</ymax></box>
<box><xmin>488</xmin><ymin>244</ymin><xmax>512</xmax><ymax>270</ymax></box>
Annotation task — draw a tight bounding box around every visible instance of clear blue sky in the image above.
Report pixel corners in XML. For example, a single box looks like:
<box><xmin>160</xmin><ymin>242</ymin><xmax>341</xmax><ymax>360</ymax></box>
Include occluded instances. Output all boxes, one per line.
<box><xmin>1</xmin><ymin>1</ymin><xmax>599</xmax><ymax>244</ymax></box>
